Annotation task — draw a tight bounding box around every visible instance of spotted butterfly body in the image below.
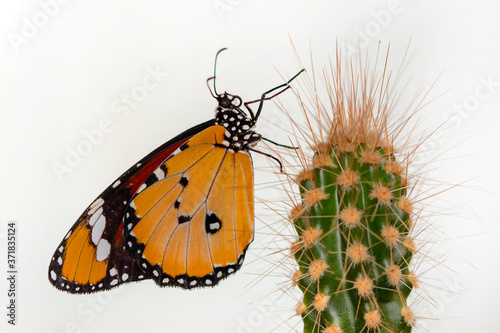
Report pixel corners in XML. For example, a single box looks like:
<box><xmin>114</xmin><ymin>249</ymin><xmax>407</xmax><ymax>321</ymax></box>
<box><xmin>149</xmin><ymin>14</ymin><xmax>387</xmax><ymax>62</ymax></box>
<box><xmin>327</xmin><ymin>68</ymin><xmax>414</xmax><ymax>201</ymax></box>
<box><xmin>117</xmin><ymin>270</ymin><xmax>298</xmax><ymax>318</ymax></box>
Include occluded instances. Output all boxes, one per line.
<box><xmin>48</xmin><ymin>92</ymin><xmax>261</xmax><ymax>293</ymax></box>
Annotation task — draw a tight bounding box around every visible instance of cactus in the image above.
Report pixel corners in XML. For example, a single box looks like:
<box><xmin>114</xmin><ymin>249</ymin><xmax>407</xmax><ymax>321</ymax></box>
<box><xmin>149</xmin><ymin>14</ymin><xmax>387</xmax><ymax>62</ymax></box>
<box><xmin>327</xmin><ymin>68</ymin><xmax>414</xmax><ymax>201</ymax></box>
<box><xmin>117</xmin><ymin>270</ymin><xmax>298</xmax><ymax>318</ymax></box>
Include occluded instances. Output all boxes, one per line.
<box><xmin>282</xmin><ymin>47</ymin><xmax>421</xmax><ymax>333</ymax></box>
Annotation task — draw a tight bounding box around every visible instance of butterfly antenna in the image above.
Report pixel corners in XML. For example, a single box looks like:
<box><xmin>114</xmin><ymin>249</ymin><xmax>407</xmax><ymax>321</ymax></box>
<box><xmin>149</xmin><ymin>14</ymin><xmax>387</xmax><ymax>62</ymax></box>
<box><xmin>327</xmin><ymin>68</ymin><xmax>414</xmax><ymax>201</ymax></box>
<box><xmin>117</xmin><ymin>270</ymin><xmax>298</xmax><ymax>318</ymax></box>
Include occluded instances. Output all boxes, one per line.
<box><xmin>213</xmin><ymin>47</ymin><xmax>228</xmax><ymax>96</ymax></box>
<box><xmin>206</xmin><ymin>76</ymin><xmax>217</xmax><ymax>99</ymax></box>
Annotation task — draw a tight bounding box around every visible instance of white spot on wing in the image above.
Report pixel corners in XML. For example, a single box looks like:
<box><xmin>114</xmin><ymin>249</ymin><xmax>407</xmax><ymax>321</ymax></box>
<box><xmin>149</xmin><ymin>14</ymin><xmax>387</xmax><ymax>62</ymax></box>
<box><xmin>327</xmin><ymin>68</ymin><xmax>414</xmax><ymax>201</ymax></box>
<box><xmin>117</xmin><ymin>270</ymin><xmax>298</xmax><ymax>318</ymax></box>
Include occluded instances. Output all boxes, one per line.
<box><xmin>209</xmin><ymin>222</ymin><xmax>220</xmax><ymax>231</ymax></box>
<box><xmin>154</xmin><ymin>168</ymin><xmax>165</xmax><ymax>180</ymax></box>
<box><xmin>57</xmin><ymin>257</ymin><xmax>63</xmax><ymax>265</ymax></box>
<box><xmin>112</xmin><ymin>180</ymin><xmax>121</xmax><ymax>188</ymax></box>
<box><xmin>96</xmin><ymin>240</ymin><xmax>111</xmax><ymax>262</ymax></box>
<box><xmin>110</xmin><ymin>279</ymin><xmax>119</xmax><ymax>286</ymax></box>
<box><xmin>109</xmin><ymin>267</ymin><xmax>118</xmax><ymax>276</ymax></box>
<box><xmin>89</xmin><ymin>198</ymin><xmax>105</xmax><ymax>214</ymax></box>
<box><xmin>88</xmin><ymin>207</ymin><xmax>103</xmax><ymax>226</ymax></box>
<box><xmin>172</xmin><ymin>147</ymin><xmax>182</xmax><ymax>156</ymax></box>
<box><xmin>122</xmin><ymin>273</ymin><xmax>129</xmax><ymax>281</ymax></box>
<box><xmin>137</xmin><ymin>183</ymin><xmax>147</xmax><ymax>193</ymax></box>
<box><xmin>91</xmin><ymin>215</ymin><xmax>106</xmax><ymax>245</ymax></box>
<box><xmin>50</xmin><ymin>270</ymin><xmax>57</xmax><ymax>281</ymax></box>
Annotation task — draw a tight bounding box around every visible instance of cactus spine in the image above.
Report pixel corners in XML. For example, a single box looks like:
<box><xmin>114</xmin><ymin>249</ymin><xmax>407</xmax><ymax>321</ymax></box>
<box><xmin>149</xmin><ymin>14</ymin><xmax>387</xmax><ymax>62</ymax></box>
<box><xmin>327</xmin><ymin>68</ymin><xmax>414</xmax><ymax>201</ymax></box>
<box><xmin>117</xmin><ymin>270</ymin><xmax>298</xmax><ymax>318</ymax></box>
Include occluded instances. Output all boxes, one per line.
<box><xmin>285</xmin><ymin>48</ymin><xmax>419</xmax><ymax>333</ymax></box>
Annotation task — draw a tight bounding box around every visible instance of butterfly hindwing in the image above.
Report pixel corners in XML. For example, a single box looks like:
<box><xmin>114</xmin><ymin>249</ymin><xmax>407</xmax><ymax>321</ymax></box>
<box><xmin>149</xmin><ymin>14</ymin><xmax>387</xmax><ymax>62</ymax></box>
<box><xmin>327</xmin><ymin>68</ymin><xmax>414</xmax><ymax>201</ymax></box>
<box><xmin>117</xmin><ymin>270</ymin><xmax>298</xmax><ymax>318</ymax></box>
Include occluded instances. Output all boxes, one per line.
<box><xmin>48</xmin><ymin>185</ymin><xmax>149</xmax><ymax>293</ymax></box>
<box><xmin>124</xmin><ymin>125</ymin><xmax>255</xmax><ymax>289</ymax></box>
<box><xmin>48</xmin><ymin>121</ymin><xmax>214</xmax><ymax>293</ymax></box>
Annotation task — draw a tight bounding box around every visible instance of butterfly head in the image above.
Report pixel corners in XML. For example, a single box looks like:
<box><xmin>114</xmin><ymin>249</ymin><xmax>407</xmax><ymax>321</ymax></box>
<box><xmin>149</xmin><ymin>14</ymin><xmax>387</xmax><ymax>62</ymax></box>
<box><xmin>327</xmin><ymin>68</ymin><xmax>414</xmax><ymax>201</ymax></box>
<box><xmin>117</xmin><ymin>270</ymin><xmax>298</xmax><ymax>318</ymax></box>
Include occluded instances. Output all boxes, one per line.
<box><xmin>216</xmin><ymin>92</ymin><xmax>242</xmax><ymax>109</ymax></box>
<box><xmin>214</xmin><ymin>95</ymin><xmax>261</xmax><ymax>151</ymax></box>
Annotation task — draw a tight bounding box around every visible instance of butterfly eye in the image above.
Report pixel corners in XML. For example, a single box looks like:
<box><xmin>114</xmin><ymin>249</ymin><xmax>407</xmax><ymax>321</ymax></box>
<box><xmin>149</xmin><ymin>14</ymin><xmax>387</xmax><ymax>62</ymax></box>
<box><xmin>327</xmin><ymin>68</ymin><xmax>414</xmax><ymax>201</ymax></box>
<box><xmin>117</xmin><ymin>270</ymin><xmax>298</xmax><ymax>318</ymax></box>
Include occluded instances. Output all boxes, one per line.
<box><xmin>217</xmin><ymin>93</ymin><xmax>242</xmax><ymax>109</ymax></box>
<box><xmin>231</xmin><ymin>95</ymin><xmax>242</xmax><ymax>107</ymax></box>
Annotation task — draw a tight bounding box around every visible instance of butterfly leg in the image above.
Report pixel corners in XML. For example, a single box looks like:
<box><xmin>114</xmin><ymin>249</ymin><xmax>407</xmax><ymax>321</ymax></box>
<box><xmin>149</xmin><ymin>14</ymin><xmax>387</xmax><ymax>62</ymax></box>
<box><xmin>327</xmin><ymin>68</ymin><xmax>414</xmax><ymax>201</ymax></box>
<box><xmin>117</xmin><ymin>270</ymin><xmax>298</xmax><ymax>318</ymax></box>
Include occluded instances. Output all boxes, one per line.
<box><xmin>244</xmin><ymin>69</ymin><xmax>305</xmax><ymax>121</ymax></box>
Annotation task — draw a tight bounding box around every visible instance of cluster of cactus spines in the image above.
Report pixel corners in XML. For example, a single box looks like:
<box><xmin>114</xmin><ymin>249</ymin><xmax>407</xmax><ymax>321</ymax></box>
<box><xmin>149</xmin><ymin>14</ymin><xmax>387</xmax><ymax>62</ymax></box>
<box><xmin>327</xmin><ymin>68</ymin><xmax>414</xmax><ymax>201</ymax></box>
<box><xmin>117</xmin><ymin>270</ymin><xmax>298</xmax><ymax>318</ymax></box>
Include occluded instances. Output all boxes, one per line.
<box><xmin>281</xmin><ymin>48</ymin><xmax>423</xmax><ymax>333</ymax></box>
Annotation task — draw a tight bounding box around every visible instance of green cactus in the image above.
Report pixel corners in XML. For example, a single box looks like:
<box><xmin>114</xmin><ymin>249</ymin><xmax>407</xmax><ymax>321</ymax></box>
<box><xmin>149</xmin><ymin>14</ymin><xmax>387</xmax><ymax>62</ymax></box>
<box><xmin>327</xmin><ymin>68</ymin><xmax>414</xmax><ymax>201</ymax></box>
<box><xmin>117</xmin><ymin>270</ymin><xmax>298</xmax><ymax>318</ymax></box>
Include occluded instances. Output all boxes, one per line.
<box><xmin>284</xmin><ymin>49</ymin><xmax>420</xmax><ymax>333</ymax></box>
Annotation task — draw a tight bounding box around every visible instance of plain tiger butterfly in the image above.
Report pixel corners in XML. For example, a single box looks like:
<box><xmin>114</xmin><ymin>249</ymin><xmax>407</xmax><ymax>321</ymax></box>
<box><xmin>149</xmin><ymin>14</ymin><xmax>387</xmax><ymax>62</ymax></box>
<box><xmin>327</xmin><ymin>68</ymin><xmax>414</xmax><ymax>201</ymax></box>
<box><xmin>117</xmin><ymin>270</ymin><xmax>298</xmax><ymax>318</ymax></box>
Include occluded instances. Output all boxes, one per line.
<box><xmin>48</xmin><ymin>48</ymin><xmax>304</xmax><ymax>293</ymax></box>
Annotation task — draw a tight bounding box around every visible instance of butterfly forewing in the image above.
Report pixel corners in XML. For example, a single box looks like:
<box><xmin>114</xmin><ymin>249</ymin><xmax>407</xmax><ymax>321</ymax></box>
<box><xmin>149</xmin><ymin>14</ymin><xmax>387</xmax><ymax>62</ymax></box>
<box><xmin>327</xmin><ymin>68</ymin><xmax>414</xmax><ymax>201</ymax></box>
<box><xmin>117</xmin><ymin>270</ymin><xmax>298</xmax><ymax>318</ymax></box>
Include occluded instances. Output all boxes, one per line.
<box><xmin>124</xmin><ymin>125</ymin><xmax>255</xmax><ymax>289</ymax></box>
<box><xmin>48</xmin><ymin>121</ymin><xmax>214</xmax><ymax>293</ymax></box>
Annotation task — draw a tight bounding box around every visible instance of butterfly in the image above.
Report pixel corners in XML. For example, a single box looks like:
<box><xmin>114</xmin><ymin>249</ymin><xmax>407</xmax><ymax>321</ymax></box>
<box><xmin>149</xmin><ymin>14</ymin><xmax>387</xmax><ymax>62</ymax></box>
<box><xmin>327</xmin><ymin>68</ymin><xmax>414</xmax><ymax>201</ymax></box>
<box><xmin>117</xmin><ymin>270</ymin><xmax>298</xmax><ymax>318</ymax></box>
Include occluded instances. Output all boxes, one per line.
<box><xmin>48</xmin><ymin>48</ymin><xmax>304</xmax><ymax>293</ymax></box>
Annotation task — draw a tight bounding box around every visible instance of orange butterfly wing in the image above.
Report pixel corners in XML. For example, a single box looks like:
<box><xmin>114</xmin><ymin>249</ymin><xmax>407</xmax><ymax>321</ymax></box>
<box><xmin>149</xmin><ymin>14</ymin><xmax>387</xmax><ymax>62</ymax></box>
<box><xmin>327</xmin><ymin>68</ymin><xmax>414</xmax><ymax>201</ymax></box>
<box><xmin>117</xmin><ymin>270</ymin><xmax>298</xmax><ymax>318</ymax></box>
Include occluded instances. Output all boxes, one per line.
<box><xmin>124</xmin><ymin>125</ymin><xmax>255</xmax><ymax>288</ymax></box>
<box><xmin>48</xmin><ymin>121</ymin><xmax>213</xmax><ymax>293</ymax></box>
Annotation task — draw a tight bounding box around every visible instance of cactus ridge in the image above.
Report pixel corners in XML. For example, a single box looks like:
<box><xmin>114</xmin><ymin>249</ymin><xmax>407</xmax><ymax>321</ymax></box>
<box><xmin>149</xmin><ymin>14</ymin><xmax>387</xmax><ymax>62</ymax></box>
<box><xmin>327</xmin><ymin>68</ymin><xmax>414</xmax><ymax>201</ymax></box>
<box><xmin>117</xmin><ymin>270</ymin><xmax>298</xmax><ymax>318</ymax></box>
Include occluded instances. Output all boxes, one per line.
<box><xmin>292</xmin><ymin>143</ymin><xmax>416</xmax><ymax>333</ymax></box>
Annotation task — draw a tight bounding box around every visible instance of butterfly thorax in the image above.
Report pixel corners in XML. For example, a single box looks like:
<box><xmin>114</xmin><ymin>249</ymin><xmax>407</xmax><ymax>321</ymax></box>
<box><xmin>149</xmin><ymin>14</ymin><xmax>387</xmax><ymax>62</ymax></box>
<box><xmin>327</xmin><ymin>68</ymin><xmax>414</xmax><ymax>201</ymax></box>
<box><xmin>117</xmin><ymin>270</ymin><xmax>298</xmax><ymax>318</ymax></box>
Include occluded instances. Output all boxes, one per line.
<box><xmin>214</xmin><ymin>93</ymin><xmax>261</xmax><ymax>151</ymax></box>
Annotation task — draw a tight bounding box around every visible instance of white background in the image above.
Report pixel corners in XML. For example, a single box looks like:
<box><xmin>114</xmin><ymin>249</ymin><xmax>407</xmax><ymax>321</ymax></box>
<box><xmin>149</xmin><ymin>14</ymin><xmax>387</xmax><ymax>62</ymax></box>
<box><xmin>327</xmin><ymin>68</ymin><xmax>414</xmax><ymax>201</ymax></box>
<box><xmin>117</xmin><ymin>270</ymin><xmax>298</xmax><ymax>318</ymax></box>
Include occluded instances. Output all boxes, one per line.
<box><xmin>1</xmin><ymin>1</ymin><xmax>499</xmax><ymax>332</ymax></box>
